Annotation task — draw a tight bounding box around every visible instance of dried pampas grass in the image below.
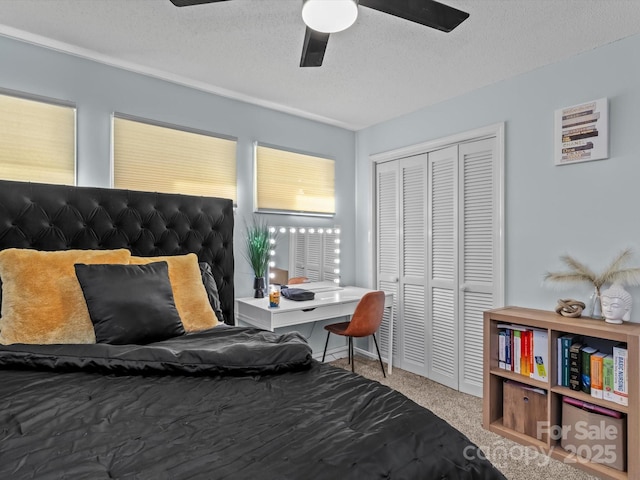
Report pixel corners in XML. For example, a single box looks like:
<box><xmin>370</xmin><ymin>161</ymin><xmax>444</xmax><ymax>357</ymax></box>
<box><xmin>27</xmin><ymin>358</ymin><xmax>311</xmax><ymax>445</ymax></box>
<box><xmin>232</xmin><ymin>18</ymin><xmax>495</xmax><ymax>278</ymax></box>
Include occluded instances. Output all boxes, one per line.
<box><xmin>544</xmin><ymin>248</ymin><xmax>640</xmax><ymax>294</ymax></box>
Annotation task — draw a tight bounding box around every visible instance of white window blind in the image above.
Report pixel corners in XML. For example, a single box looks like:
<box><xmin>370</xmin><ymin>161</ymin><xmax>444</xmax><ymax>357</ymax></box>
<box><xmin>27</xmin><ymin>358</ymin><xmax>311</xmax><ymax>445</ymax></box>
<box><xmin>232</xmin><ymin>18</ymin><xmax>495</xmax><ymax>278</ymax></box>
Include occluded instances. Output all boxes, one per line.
<box><xmin>113</xmin><ymin>116</ymin><xmax>237</xmax><ymax>201</ymax></box>
<box><xmin>0</xmin><ymin>92</ymin><xmax>76</xmax><ymax>185</ymax></box>
<box><xmin>255</xmin><ymin>144</ymin><xmax>335</xmax><ymax>215</ymax></box>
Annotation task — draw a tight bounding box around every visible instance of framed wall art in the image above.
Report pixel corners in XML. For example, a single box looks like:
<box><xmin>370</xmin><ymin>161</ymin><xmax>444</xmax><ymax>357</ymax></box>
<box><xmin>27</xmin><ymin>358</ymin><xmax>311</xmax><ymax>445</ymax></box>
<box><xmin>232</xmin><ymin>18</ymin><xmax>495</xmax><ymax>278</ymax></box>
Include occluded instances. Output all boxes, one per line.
<box><xmin>554</xmin><ymin>97</ymin><xmax>608</xmax><ymax>166</ymax></box>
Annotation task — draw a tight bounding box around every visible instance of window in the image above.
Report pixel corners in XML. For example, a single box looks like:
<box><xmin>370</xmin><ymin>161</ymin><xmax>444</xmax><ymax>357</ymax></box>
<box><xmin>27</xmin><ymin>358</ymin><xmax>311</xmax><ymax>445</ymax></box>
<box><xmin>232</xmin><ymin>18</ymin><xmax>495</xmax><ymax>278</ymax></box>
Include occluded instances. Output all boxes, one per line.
<box><xmin>113</xmin><ymin>115</ymin><xmax>237</xmax><ymax>201</ymax></box>
<box><xmin>0</xmin><ymin>91</ymin><xmax>76</xmax><ymax>185</ymax></box>
<box><xmin>255</xmin><ymin>144</ymin><xmax>335</xmax><ymax>216</ymax></box>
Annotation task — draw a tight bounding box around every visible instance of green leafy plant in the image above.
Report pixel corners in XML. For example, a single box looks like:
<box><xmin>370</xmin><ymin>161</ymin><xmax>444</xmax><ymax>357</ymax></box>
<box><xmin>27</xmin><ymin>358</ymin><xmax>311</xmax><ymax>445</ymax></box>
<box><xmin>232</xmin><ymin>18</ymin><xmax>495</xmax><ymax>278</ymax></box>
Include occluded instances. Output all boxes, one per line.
<box><xmin>242</xmin><ymin>217</ymin><xmax>273</xmax><ymax>279</ymax></box>
<box><xmin>544</xmin><ymin>248</ymin><xmax>640</xmax><ymax>295</ymax></box>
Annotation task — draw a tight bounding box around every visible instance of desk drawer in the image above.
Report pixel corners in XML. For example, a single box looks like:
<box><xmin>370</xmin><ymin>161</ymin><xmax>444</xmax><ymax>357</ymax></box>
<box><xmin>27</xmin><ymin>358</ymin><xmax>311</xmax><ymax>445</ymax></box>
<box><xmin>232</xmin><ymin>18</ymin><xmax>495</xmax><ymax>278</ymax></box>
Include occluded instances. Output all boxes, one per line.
<box><xmin>273</xmin><ymin>303</ymin><xmax>353</xmax><ymax>328</ymax></box>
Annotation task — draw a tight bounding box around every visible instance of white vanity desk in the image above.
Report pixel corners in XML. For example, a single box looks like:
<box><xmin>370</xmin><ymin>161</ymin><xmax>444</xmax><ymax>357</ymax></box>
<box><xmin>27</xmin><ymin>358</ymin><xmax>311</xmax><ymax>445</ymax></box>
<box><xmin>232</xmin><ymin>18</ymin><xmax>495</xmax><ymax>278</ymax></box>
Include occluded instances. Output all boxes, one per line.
<box><xmin>236</xmin><ymin>282</ymin><xmax>394</xmax><ymax>373</ymax></box>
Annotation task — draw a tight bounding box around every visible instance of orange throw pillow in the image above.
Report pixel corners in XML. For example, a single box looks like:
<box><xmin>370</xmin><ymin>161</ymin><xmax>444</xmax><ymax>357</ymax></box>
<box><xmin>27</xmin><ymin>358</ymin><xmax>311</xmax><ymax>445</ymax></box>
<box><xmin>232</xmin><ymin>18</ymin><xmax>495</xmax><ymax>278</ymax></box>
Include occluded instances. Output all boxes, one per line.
<box><xmin>0</xmin><ymin>248</ymin><xmax>132</xmax><ymax>344</ymax></box>
<box><xmin>130</xmin><ymin>253</ymin><xmax>219</xmax><ymax>332</ymax></box>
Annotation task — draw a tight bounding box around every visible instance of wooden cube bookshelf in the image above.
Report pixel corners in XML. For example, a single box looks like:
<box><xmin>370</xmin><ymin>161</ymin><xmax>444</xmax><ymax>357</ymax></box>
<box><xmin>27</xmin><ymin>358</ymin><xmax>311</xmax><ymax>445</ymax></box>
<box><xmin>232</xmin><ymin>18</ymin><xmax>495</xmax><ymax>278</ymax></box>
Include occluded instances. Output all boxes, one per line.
<box><xmin>483</xmin><ymin>306</ymin><xmax>640</xmax><ymax>480</ymax></box>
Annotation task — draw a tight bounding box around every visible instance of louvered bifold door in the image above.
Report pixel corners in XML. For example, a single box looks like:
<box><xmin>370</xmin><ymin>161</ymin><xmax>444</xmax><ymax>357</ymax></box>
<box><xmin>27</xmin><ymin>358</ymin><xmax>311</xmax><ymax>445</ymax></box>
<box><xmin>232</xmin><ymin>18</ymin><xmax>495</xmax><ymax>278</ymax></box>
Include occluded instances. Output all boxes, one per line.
<box><xmin>458</xmin><ymin>138</ymin><xmax>497</xmax><ymax>397</ymax></box>
<box><xmin>375</xmin><ymin>161</ymin><xmax>400</xmax><ymax>364</ymax></box>
<box><xmin>427</xmin><ymin>146</ymin><xmax>459</xmax><ymax>389</ymax></box>
<box><xmin>398</xmin><ymin>155</ymin><xmax>428</xmax><ymax>374</ymax></box>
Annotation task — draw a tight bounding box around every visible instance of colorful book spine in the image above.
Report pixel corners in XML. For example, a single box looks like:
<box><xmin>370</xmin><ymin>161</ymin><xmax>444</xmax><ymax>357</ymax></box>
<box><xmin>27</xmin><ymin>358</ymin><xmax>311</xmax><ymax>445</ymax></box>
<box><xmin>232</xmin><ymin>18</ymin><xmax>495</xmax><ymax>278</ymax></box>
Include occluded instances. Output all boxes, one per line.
<box><xmin>513</xmin><ymin>330</ymin><xmax>521</xmax><ymax>375</ymax></box>
<box><xmin>560</xmin><ymin>335</ymin><xmax>577</xmax><ymax>387</ymax></box>
<box><xmin>496</xmin><ymin>324</ymin><xmax>513</xmax><ymax>371</ymax></box>
<box><xmin>557</xmin><ymin>336</ymin><xmax>563</xmax><ymax>386</ymax></box>
<box><xmin>590</xmin><ymin>352</ymin><xmax>606</xmax><ymax>399</ymax></box>
<box><xmin>521</xmin><ymin>330</ymin><xmax>530</xmax><ymax>376</ymax></box>
<box><xmin>505</xmin><ymin>330</ymin><xmax>512</xmax><ymax>371</ymax></box>
<box><xmin>613</xmin><ymin>344</ymin><xmax>628</xmax><ymax>406</ymax></box>
<box><xmin>531</xmin><ymin>328</ymin><xmax>548</xmax><ymax>381</ymax></box>
<box><xmin>602</xmin><ymin>354</ymin><xmax>615</xmax><ymax>402</ymax></box>
<box><xmin>568</xmin><ymin>342</ymin><xmax>583</xmax><ymax>391</ymax></box>
<box><xmin>498</xmin><ymin>329</ymin><xmax>506</xmax><ymax>369</ymax></box>
<box><xmin>580</xmin><ymin>346</ymin><xmax>598</xmax><ymax>394</ymax></box>
<box><xmin>528</xmin><ymin>330</ymin><xmax>535</xmax><ymax>377</ymax></box>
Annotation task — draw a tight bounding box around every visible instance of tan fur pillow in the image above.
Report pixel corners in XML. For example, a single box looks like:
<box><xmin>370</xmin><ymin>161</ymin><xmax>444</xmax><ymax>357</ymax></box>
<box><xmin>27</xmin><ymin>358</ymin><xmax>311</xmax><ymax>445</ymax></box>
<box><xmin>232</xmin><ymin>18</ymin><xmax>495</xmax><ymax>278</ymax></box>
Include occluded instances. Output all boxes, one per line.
<box><xmin>130</xmin><ymin>253</ymin><xmax>219</xmax><ymax>332</ymax></box>
<box><xmin>0</xmin><ymin>248</ymin><xmax>132</xmax><ymax>345</ymax></box>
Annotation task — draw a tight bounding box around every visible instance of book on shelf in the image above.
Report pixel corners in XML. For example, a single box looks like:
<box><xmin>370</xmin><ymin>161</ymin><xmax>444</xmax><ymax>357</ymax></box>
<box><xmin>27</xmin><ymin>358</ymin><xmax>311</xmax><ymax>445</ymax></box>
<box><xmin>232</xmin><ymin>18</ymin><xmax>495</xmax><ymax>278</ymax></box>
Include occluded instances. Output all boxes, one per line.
<box><xmin>590</xmin><ymin>352</ymin><xmax>606</xmax><ymax>399</ymax></box>
<box><xmin>613</xmin><ymin>344</ymin><xmax>628</xmax><ymax>406</ymax></box>
<box><xmin>498</xmin><ymin>329</ymin><xmax>507</xmax><ymax>369</ymax></box>
<box><xmin>558</xmin><ymin>334</ymin><xmax>577</xmax><ymax>387</ymax></box>
<box><xmin>497</xmin><ymin>326</ymin><xmax>513</xmax><ymax>371</ymax></box>
<box><xmin>496</xmin><ymin>324</ymin><xmax>547</xmax><ymax>381</ymax></box>
<box><xmin>568</xmin><ymin>342</ymin><xmax>583</xmax><ymax>391</ymax></box>
<box><xmin>602</xmin><ymin>354</ymin><xmax>615</xmax><ymax>402</ymax></box>
<box><xmin>529</xmin><ymin>330</ymin><xmax>536</xmax><ymax>377</ymax></box>
<box><xmin>531</xmin><ymin>328</ymin><xmax>548</xmax><ymax>381</ymax></box>
<box><xmin>505</xmin><ymin>330</ymin><xmax>512</xmax><ymax>371</ymax></box>
<box><xmin>580</xmin><ymin>346</ymin><xmax>598</xmax><ymax>394</ymax></box>
<box><xmin>514</xmin><ymin>329</ymin><xmax>522</xmax><ymax>375</ymax></box>
<box><xmin>521</xmin><ymin>330</ymin><xmax>530</xmax><ymax>377</ymax></box>
<box><xmin>557</xmin><ymin>336</ymin><xmax>562</xmax><ymax>386</ymax></box>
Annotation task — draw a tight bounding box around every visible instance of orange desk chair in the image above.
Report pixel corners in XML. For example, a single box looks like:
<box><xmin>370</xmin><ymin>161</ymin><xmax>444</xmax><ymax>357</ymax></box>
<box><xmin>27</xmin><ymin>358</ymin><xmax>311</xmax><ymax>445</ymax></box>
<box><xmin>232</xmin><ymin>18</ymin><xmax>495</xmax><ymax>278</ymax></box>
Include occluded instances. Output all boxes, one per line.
<box><xmin>287</xmin><ymin>277</ymin><xmax>308</xmax><ymax>285</ymax></box>
<box><xmin>321</xmin><ymin>290</ymin><xmax>386</xmax><ymax>377</ymax></box>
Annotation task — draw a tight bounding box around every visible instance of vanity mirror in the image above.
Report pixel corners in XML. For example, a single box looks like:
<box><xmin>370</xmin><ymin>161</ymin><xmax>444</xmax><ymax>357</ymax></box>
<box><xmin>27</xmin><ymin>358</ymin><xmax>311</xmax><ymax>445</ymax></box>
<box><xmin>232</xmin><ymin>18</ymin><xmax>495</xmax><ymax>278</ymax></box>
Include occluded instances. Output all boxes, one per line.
<box><xmin>268</xmin><ymin>226</ymin><xmax>341</xmax><ymax>286</ymax></box>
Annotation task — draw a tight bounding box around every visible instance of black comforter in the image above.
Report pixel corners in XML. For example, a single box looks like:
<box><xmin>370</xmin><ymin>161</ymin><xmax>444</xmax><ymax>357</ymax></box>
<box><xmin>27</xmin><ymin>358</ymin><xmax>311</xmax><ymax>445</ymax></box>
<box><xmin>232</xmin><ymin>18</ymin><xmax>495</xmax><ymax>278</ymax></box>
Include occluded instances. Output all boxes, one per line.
<box><xmin>0</xmin><ymin>327</ymin><xmax>505</xmax><ymax>480</ymax></box>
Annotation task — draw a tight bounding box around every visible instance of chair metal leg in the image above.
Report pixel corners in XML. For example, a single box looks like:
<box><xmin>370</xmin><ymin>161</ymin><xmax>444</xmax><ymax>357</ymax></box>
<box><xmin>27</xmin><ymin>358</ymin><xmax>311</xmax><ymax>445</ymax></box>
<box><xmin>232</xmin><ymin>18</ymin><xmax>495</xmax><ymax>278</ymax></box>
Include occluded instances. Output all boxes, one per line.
<box><xmin>322</xmin><ymin>331</ymin><xmax>330</xmax><ymax>362</ymax></box>
<box><xmin>346</xmin><ymin>336</ymin><xmax>350</xmax><ymax>364</ymax></box>
<box><xmin>372</xmin><ymin>333</ymin><xmax>386</xmax><ymax>378</ymax></box>
<box><xmin>350</xmin><ymin>337</ymin><xmax>354</xmax><ymax>373</ymax></box>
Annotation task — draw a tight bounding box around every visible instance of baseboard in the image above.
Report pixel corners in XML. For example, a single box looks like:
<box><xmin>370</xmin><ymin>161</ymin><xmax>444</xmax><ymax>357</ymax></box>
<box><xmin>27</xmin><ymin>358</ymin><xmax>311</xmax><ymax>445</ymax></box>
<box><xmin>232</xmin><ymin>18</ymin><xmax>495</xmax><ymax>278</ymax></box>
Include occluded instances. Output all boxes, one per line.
<box><xmin>313</xmin><ymin>346</ymin><xmax>348</xmax><ymax>362</ymax></box>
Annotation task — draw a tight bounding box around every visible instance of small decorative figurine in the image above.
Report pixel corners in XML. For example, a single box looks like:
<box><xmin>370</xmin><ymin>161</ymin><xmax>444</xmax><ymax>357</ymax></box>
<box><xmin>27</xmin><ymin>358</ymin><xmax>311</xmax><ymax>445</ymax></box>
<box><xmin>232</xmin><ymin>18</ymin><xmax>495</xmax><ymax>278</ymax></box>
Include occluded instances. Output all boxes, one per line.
<box><xmin>600</xmin><ymin>283</ymin><xmax>632</xmax><ymax>324</ymax></box>
<box><xmin>555</xmin><ymin>299</ymin><xmax>585</xmax><ymax>318</ymax></box>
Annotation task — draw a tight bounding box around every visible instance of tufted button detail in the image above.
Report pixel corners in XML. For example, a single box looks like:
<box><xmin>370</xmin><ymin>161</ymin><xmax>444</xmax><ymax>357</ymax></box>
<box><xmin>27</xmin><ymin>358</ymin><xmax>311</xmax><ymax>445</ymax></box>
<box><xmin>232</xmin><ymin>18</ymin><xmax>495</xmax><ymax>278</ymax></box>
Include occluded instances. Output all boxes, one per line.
<box><xmin>1</xmin><ymin>179</ymin><xmax>234</xmax><ymax>325</ymax></box>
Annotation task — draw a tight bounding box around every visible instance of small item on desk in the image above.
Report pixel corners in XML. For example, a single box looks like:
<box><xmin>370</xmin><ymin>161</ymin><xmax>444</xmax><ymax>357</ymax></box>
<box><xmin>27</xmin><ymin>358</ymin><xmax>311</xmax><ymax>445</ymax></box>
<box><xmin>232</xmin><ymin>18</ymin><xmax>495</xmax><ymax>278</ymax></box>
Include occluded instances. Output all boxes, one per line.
<box><xmin>269</xmin><ymin>284</ymin><xmax>281</xmax><ymax>308</ymax></box>
<box><xmin>281</xmin><ymin>286</ymin><xmax>315</xmax><ymax>301</ymax></box>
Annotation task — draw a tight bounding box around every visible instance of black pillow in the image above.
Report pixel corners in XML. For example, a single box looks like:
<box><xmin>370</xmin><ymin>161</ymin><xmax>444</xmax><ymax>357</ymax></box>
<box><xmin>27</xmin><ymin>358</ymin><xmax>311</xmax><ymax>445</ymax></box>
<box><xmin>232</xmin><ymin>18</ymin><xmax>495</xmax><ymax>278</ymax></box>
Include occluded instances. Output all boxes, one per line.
<box><xmin>74</xmin><ymin>261</ymin><xmax>185</xmax><ymax>345</ymax></box>
<box><xmin>281</xmin><ymin>287</ymin><xmax>315</xmax><ymax>301</ymax></box>
<box><xmin>198</xmin><ymin>262</ymin><xmax>225</xmax><ymax>324</ymax></box>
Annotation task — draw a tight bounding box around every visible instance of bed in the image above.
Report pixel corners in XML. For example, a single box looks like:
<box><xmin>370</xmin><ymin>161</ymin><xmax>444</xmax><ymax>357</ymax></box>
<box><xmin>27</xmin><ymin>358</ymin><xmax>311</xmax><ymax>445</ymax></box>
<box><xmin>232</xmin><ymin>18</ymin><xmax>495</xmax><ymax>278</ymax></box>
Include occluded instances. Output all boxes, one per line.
<box><xmin>0</xmin><ymin>179</ymin><xmax>506</xmax><ymax>480</ymax></box>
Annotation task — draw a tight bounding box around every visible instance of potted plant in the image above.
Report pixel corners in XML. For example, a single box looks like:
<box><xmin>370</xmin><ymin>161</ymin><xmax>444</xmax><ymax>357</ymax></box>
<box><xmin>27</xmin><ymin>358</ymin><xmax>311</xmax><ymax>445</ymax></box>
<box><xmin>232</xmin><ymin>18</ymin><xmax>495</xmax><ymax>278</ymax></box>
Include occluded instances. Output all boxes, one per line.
<box><xmin>243</xmin><ymin>217</ymin><xmax>274</xmax><ymax>298</ymax></box>
<box><xmin>544</xmin><ymin>248</ymin><xmax>640</xmax><ymax>318</ymax></box>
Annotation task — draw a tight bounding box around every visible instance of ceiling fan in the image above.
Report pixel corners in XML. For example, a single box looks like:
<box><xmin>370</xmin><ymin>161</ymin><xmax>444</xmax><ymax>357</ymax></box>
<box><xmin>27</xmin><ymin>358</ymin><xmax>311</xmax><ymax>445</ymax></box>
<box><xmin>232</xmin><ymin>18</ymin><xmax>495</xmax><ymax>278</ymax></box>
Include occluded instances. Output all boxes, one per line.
<box><xmin>169</xmin><ymin>0</ymin><xmax>469</xmax><ymax>67</ymax></box>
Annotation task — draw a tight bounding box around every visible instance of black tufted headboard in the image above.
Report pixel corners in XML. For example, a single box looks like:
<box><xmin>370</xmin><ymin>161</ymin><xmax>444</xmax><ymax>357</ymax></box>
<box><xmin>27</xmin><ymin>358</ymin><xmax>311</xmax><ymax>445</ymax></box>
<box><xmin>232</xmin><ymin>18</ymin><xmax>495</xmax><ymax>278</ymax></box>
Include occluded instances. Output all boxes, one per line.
<box><xmin>0</xmin><ymin>180</ymin><xmax>234</xmax><ymax>324</ymax></box>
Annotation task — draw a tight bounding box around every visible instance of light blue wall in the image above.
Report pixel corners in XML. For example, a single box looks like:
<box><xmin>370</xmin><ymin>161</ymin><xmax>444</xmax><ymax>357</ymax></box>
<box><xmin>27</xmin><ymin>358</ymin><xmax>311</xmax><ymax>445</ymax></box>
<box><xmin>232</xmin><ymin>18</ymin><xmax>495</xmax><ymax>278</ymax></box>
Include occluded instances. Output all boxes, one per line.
<box><xmin>355</xmin><ymin>33</ymin><xmax>640</xmax><ymax>320</ymax></box>
<box><xmin>4</xmin><ymin>30</ymin><xmax>640</xmax><ymax>345</ymax></box>
<box><xmin>0</xmin><ymin>35</ymin><xmax>356</xmax><ymax>302</ymax></box>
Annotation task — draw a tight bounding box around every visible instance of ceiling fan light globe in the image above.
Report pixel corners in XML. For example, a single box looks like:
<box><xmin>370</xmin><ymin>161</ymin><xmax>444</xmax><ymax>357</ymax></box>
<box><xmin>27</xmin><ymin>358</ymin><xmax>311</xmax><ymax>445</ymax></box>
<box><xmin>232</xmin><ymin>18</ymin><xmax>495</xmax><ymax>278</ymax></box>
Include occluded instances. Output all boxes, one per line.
<box><xmin>301</xmin><ymin>0</ymin><xmax>358</xmax><ymax>34</ymax></box>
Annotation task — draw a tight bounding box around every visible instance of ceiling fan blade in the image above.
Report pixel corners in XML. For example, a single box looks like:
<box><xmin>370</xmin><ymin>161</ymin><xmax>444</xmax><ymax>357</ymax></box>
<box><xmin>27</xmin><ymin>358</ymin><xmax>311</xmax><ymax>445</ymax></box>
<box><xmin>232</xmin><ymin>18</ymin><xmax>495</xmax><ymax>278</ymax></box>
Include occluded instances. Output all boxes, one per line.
<box><xmin>300</xmin><ymin>27</ymin><xmax>330</xmax><ymax>67</ymax></box>
<box><xmin>170</xmin><ymin>0</ymin><xmax>230</xmax><ymax>6</ymax></box>
<box><xmin>359</xmin><ymin>0</ymin><xmax>469</xmax><ymax>32</ymax></box>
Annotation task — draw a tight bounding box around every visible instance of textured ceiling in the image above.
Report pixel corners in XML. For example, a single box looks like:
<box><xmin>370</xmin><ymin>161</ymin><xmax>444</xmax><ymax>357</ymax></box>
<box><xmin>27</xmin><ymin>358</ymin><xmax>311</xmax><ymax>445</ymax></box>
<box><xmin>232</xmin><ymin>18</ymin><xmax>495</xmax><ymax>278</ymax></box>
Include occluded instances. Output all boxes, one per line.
<box><xmin>1</xmin><ymin>0</ymin><xmax>640</xmax><ymax>130</ymax></box>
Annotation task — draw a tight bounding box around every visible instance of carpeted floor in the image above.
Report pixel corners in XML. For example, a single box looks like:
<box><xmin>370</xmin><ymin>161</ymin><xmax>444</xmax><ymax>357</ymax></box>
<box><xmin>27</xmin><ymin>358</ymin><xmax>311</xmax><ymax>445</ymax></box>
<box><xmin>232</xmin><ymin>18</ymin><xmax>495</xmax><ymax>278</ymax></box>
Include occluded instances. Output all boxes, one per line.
<box><xmin>330</xmin><ymin>357</ymin><xmax>599</xmax><ymax>480</ymax></box>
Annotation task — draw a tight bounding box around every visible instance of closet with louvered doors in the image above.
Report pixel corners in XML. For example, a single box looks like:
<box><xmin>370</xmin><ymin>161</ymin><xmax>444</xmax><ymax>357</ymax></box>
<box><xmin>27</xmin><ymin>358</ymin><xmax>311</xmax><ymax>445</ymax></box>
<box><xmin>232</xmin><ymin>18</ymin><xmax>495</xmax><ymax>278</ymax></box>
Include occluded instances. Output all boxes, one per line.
<box><xmin>374</xmin><ymin>134</ymin><xmax>502</xmax><ymax>397</ymax></box>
